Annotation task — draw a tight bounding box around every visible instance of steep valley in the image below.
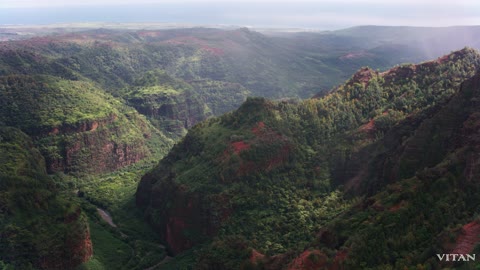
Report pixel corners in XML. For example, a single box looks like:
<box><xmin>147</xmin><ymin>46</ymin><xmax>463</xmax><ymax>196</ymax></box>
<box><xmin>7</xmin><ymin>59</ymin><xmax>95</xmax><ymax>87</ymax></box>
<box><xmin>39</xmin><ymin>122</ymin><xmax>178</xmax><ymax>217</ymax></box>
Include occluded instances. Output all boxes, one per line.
<box><xmin>136</xmin><ymin>48</ymin><xmax>480</xmax><ymax>269</ymax></box>
<box><xmin>2</xmin><ymin>26</ymin><xmax>480</xmax><ymax>270</ymax></box>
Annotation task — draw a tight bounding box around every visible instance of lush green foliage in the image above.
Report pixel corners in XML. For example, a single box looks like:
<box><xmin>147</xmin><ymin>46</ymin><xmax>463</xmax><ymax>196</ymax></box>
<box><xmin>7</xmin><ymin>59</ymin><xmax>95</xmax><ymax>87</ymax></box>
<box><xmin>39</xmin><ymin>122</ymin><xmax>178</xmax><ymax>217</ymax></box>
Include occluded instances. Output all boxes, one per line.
<box><xmin>62</xmin><ymin>131</ymin><xmax>174</xmax><ymax>270</ymax></box>
<box><xmin>3</xmin><ymin>26</ymin><xmax>474</xmax><ymax>103</ymax></box>
<box><xmin>137</xmin><ymin>48</ymin><xmax>480</xmax><ymax>269</ymax></box>
<box><xmin>2</xmin><ymin>26</ymin><xmax>480</xmax><ymax>270</ymax></box>
<box><xmin>0</xmin><ymin>75</ymin><xmax>114</xmax><ymax>129</ymax></box>
<box><xmin>0</xmin><ymin>74</ymin><xmax>173</xmax><ymax>174</ymax></box>
<box><xmin>314</xmin><ymin>70</ymin><xmax>480</xmax><ymax>269</ymax></box>
<box><xmin>0</xmin><ymin>127</ymin><xmax>91</xmax><ymax>269</ymax></box>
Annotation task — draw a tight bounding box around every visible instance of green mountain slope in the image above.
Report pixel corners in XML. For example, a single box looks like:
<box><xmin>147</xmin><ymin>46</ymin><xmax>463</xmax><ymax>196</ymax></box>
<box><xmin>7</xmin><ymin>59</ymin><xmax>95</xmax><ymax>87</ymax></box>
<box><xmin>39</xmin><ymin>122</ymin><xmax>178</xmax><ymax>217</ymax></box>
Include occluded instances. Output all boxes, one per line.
<box><xmin>0</xmin><ymin>75</ymin><xmax>173</xmax><ymax>174</ymax></box>
<box><xmin>2</xmin><ymin>26</ymin><xmax>480</xmax><ymax>270</ymax></box>
<box><xmin>290</xmin><ymin>68</ymin><xmax>480</xmax><ymax>270</ymax></box>
<box><xmin>0</xmin><ymin>126</ymin><xmax>92</xmax><ymax>269</ymax></box>
<box><xmin>1</xmin><ymin>26</ymin><xmax>479</xmax><ymax>151</ymax></box>
<box><xmin>135</xmin><ymin>48</ymin><xmax>480</xmax><ymax>269</ymax></box>
<box><xmin>125</xmin><ymin>70</ymin><xmax>252</xmax><ymax>138</ymax></box>
<box><xmin>3</xmin><ymin>26</ymin><xmax>480</xmax><ymax>102</ymax></box>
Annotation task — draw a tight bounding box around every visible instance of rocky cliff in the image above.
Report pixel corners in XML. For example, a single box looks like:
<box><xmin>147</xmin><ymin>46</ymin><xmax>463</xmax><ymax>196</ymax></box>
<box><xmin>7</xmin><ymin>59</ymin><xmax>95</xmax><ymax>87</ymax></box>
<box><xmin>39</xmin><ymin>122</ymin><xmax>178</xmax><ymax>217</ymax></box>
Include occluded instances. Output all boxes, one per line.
<box><xmin>0</xmin><ymin>75</ymin><xmax>171</xmax><ymax>174</ymax></box>
<box><xmin>40</xmin><ymin>112</ymin><xmax>152</xmax><ymax>174</ymax></box>
<box><xmin>126</xmin><ymin>71</ymin><xmax>250</xmax><ymax>139</ymax></box>
<box><xmin>128</xmin><ymin>88</ymin><xmax>212</xmax><ymax>139</ymax></box>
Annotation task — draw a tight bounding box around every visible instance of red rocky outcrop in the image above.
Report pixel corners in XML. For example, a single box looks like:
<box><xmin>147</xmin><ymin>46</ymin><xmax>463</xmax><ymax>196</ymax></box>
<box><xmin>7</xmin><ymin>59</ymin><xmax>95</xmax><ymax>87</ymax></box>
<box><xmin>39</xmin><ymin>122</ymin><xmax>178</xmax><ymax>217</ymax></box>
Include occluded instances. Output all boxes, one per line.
<box><xmin>40</xmin><ymin>113</ymin><xmax>151</xmax><ymax>174</ymax></box>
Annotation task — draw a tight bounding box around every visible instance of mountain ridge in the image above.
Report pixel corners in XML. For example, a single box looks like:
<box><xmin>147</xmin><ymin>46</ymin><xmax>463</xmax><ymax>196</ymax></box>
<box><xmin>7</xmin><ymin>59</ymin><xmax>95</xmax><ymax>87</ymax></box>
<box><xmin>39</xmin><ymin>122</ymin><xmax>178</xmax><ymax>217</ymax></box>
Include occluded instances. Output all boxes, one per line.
<box><xmin>2</xmin><ymin>26</ymin><xmax>480</xmax><ymax>269</ymax></box>
<box><xmin>135</xmin><ymin>48</ymin><xmax>480</xmax><ymax>269</ymax></box>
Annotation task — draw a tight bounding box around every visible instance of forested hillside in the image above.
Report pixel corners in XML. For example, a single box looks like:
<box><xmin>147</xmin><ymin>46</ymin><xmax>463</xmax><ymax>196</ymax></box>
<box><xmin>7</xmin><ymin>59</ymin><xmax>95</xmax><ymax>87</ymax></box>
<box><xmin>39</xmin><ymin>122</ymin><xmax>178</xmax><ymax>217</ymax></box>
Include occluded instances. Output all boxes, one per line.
<box><xmin>1</xmin><ymin>26</ymin><xmax>476</xmax><ymax>174</ymax></box>
<box><xmin>0</xmin><ymin>75</ymin><xmax>172</xmax><ymax>174</ymax></box>
<box><xmin>136</xmin><ymin>48</ymin><xmax>480</xmax><ymax>269</ymax></box>
<box><xmin>1</xmin><ymin>25</ymin><xmax>480</xmax><ymax>269</ymax></box>
<box><xmin>0</xmin><ymin>126</ymin><xmax>92</xmax><ymax>269</ymax></box>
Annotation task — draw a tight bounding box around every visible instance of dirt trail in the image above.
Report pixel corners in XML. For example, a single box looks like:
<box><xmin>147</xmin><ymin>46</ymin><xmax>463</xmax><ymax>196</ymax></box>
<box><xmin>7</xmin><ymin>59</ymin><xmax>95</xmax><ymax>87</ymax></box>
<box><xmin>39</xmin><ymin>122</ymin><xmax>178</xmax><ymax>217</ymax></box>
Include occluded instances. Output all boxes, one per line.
<box><xmin>452</xmin><ymin>221</ymin><xmax>480</xmax><ymax>254</ymax></box>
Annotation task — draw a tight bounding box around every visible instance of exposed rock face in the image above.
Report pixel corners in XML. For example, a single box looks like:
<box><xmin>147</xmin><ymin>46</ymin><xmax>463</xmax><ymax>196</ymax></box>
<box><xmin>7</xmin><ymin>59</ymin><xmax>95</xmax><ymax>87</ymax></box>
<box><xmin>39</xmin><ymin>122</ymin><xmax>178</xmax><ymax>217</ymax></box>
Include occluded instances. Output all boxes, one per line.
<box><xmin>137</xmin><ymin>169</ymin><xmax>229</xmax><ymax>255</ymax></box>
<box><xmin>127</xmin><ymin>90</ymin><xmax>212</xmax><ymax>138</ymax></box>
<box><xmin>317</xmin><ymin>73</ymin><xmax>480</xmax><ymax>267</ymax></box>
<box><xmin>450</xmin><ymin>221</ymin><xmax>480</xmax><ymax>255</ymax></box>
<box><xmin>221</xmin><ymin>121</ymin><xmax>292</xmax><ymax>177</ymax></box>
<box><xmin>0</xmin><ymin>75</ymin><xmax>157</xmax><ymax>174</ymax></box>
<box><xmin>249</xmin><ymin>249</ymin><xmax>265</xmax><ymax>265</ymax></box>
<box><xmin>346</xmin><ymin>67</ymin><xmax>378</xmax><ymax>87</ymax></box>
<box><xmin>136</xmin><ymin>181</ymin><xmax>196</xmax><ymax>255</ymax></box>
<box><xmin>40</xmin><ymin>113</ymin><xmax>151</xmax><ymax>174</ymax></box>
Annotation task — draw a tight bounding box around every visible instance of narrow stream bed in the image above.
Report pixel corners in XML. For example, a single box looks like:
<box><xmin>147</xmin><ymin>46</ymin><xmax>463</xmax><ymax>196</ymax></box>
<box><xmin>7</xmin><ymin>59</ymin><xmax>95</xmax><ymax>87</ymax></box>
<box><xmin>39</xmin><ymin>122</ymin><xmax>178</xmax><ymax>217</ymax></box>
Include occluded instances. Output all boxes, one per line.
<box><xmin>97</xmin><ymin>208</ymin><xmax>117</xmax><ymax>228</ymax></box>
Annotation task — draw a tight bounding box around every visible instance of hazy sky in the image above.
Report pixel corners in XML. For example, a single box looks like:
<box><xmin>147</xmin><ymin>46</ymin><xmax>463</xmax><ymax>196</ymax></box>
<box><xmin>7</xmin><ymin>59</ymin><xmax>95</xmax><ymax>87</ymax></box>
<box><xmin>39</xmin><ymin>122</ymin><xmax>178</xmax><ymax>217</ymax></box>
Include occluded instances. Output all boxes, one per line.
<box><xmin>1</xmin><ymin>0</ymin><xmax>480</xmax><ymax>29</ymax></box>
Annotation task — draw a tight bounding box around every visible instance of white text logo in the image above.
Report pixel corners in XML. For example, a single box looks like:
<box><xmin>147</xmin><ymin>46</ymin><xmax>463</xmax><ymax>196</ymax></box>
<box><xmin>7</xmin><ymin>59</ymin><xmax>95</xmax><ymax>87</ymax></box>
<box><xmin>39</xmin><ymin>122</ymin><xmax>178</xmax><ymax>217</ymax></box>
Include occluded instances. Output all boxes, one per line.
<box><xmin>436</xmin><ymin>254</ymin><xmax>476</xmax><ymax>262</ymax></box>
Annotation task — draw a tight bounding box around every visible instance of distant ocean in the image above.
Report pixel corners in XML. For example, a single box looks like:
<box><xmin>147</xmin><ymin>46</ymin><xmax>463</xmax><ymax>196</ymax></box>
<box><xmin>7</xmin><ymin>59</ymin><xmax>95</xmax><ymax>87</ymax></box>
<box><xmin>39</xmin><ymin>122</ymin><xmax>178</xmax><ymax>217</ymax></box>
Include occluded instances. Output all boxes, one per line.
<box><xmin>0</xmin><ymin>3</ymin><xmax>344</xmax><ymax>29</ymax></box>
<box><xmin>0</xmin><ymin>4</ymin><xmax>222</xmax><ymax>25</ymax></box>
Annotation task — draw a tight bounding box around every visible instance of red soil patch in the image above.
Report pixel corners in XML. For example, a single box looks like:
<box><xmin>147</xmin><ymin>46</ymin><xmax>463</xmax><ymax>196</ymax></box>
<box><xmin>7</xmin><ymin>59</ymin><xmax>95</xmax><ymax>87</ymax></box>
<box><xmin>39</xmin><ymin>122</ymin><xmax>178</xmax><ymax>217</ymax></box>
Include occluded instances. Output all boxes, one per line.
<box><xmin>231</xmin><ymin>141</ymin><xmax>250</xmax><ymax>154</ymax></box>
<box><xmin>237</xmin><ymin>143</ymin><xmax>290</xmax><ymax>175</ymax></box>
<box><xmin>451</xmin><ymin>221</ymin><xmax>480</xmax><ymax>255</ymax></box>
<box><xmin>288</xmin><ymin>250</ymin><xmax>328</xmax><ymax>270</ymax></box>
<box><xmin>252</xmin><ymin>121</ymin><xmax>266</xmax><ymax>135</ymax></box>
<box><xmin>220</xmin><ymin>122</ymin><xmax>291</xmax><ymax>176</ymax></box>
<box><xmin>49</xmin><ymin>127</ymin><xmax>60</xmax><ymax>135</ymax></box>
<box><xmin>250</xmin><ymin>249</ymin><xmax>265</xmax><ymax>264</ymax></box>
<box><xmin>331</xmin><ymin>249</ymin><xmax>348</xmax><ymax>270</ymax></box>
<box><xmin>380</xmin><ymin>64</ymin><xmax>416</xmax><ymax>77</ymax></box>
<box><xmin>347</xmin><ymin>67</ymin><xmax>378</xmax><ymax>87</ymax></box>
<box><xmin>436</xmin><ymin>54</ymin><xmax>450</xmax><ymax>64</ymax></box>
<box><xmin>358</xmin><ymin>119</ymin><xmax>375</xmax><ymax>132</ymax></box>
